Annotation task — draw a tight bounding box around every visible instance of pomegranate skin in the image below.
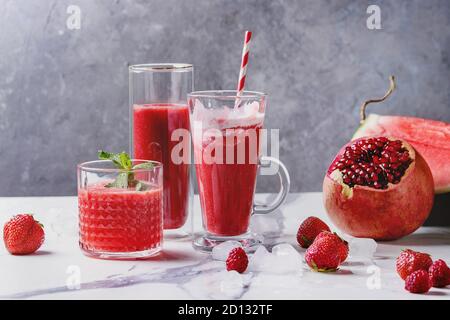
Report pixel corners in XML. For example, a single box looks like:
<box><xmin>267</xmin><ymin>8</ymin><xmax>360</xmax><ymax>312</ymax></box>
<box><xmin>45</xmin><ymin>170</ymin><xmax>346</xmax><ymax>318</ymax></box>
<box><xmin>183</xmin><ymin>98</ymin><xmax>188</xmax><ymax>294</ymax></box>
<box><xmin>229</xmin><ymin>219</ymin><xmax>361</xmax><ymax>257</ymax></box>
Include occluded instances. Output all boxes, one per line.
<box><xmin>323</xmin><ymin>138</ymin><xmax>434</xmax><ymax>240</ymax></box>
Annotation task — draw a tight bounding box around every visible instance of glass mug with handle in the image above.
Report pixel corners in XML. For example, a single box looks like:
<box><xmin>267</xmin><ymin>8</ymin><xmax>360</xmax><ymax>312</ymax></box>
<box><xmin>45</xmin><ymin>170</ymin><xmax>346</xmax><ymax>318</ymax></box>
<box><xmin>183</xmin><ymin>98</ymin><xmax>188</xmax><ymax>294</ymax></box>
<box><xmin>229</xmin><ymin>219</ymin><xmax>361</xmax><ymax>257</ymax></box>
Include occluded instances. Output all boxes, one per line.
<box><xmin>188</xmin><ymin>90</ymin><xmax>290</xmax><ymax>252</ymax></box>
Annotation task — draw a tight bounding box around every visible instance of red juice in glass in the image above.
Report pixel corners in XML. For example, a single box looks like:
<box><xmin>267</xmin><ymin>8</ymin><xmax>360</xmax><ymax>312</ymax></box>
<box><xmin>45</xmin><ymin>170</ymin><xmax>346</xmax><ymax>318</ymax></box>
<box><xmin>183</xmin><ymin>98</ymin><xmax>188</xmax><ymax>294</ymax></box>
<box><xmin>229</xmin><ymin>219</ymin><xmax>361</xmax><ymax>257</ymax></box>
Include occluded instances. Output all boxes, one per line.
<box><xmin>189</xmin><ymin>90</ymin><xmax>290</xmax><ymax>252</ymax></box>
<box><xmin>77</xmin><ymin>159</ymin><xmax>164</xmax><ymax>259</ymax></box>
<box><xmin>133</xmin><ymin>103</ymin><xmax>190</xmax><ymax>229</ymax></box>
<box><xmin>79</xmin><ymin>183</ymin><xmax>163</xmax><ymax>253</ymax></box>
<box><xmin>194</xmin><ymin>123</ymin><xmax>262</xmax><ymax>236</ymax></box>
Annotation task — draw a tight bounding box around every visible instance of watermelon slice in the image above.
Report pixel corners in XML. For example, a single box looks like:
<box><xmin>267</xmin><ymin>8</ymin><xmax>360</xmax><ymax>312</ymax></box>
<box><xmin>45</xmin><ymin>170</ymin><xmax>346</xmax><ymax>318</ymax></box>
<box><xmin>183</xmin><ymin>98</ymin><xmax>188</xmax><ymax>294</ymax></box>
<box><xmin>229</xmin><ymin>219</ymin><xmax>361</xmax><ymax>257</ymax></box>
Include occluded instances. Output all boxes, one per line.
<box><xmin>353</xmin><ymin>114</ymin><xmax>450</xmax><ymax>194</ymax></box>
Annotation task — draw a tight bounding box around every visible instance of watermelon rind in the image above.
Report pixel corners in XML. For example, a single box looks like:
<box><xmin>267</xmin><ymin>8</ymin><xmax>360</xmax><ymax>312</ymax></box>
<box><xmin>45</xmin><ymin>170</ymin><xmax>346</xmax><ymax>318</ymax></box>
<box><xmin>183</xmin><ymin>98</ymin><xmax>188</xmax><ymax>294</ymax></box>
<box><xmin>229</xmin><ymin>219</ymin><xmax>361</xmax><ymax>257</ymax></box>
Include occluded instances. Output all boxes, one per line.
<box><xmin>353</xmin><ymin>114</ymin><xmax>450</xmax><ymax>194</ymax></box>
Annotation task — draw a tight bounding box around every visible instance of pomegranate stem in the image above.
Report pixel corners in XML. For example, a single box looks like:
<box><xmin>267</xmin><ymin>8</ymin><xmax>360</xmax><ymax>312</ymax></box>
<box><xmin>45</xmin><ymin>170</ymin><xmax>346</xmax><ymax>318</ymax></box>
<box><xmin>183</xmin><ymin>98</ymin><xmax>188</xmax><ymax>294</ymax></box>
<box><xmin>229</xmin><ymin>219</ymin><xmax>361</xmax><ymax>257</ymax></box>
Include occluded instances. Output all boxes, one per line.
<box><xmin>360</xmin><ymin>76</ymin><xmax>396</xmax><ymax>124</ymax></box>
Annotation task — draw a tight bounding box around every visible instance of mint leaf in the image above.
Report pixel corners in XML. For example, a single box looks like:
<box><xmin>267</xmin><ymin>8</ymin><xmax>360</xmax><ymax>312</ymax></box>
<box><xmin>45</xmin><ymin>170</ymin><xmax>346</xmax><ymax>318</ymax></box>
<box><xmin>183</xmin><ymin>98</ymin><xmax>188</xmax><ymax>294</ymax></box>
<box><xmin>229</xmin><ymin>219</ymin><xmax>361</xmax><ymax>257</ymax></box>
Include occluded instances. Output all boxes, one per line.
<box><xmin>98</xmin><ymin>150</ymin><xmax>122</xmax><ymax>168</ymax></box>
<box><xmin>99</xmin><ymin>150</ymin><xmax>134</xmax><ymax>189</ymax></box>
<box><xmin>135</xmin><ymin>181</ymin><xmax>149</xmax><ymax>191</ymax></box>
<box><xmin>105</xmin><ymin>172</ymin><xmax>138</xmax><ymax>189</ymax></box>
<box><xmin>98</xmin><ymin>150</ymin><xmax>113</xmax><ymax>159</ymax></box>
<box><xmin>132</xmin><ymin>162</ymin><xmax>154</xmax><ymax>170</ymax></box>
<box><xmin>105</xmin><ymin>172</ymin><xmax>129</xmax><ymax>188</ymax></box>
<box><xmin>117</xmin><ymin>152</ymin><xmax>132</xmax><ymax>170</ymax></box>
<box><xmin>99</xmin><ymin>150</ymin><xmax>152</xmax><ymax>191</ymax></box>
<box><xmin>98</xmin><ymin>150</ymin><xmax>133</xmax><ymax>170</ymax></box>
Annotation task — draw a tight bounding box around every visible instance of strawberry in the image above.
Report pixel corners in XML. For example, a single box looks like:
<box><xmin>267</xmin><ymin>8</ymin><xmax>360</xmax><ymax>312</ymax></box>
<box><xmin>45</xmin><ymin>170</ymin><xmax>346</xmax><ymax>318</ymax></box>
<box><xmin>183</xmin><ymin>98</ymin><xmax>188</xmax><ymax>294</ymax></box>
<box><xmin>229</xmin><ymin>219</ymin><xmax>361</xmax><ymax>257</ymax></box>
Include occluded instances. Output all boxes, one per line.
<box><xmin>305</xmin><ymin>234</ymin><xmax>341</xmax><ymax>272</ymax></box>
<box><xmin>396</xmin><ymin>249</ymin><xmax>432</xmax><ymax>280</ymax></box>
<box><xmin>428</xmin><ymin>259</ymin><xmax>450</xmax><ymax>288</ymax></box>
<box><xmin>405</xmin><ymin>270</ymin><xmax>431</xmax><ymax>294</ymax></box>
<box><xmin>3</xmin><ymin>214</ymin><xmax>45</xmax><ymax>255</ymax></box>
<box><xmin>296</xmin><ymin>216</ymin><xmax>330</xmax><ymax>248</ymax></box>
<box><xmin>226</xmin><ymin>247</ymin><xmax>248</xmax><ymax>273</ymax></box>
<box><xmin>315</xmin><ymin>231</ymin><xmax>349</xmax><ymax>263</ymax></box>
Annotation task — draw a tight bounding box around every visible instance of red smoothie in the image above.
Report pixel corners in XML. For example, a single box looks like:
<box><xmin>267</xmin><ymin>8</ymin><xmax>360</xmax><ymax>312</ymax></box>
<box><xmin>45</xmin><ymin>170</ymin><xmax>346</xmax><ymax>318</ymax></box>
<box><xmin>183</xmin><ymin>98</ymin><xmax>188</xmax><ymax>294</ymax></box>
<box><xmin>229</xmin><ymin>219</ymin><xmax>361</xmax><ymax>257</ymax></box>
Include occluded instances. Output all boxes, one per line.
<box><xmin>194</xmin><ymin>123</ymin><xmax>262</xmax><ymax>236</ymax></box>
<box><xmin>133</xmin><ymin>104</ymin><xmax>190</xmax><ymax>229</ymax></box>
<box><xmin>78</xmin><ymin>183</ymin><xmax>163</xmax><ymax>252</ymax></box>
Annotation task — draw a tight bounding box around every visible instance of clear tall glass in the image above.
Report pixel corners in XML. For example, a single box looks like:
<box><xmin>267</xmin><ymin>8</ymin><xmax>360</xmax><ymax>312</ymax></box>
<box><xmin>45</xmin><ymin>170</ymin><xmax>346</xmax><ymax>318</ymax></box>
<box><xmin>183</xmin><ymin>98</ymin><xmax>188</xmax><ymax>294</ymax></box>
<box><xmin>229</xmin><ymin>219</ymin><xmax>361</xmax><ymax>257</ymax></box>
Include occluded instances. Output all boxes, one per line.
<box><xmin>78</xmin><ymin>160</ymin><xmax>163</xmax><ymax>259</ymax></box>
<box><xmin>188</xmin><ymin>90</ymin><xmax>290</xmax><ymax>252</ymax></box>
<box><xmin>129</xmin><ymin>64</ymin><xmax>193</xmax><ymax>238</ymax></box>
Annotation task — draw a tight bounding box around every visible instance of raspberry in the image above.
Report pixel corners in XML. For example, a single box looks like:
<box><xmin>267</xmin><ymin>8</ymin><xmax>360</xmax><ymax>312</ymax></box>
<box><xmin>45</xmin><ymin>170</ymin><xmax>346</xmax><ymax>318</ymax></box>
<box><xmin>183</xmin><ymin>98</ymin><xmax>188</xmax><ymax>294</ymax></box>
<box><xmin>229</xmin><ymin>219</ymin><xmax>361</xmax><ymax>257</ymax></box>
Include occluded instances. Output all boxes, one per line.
<box><xmin>405</xmin><ymin>270</ymin><xmax>431</xmax><ymax>294</ymax></box>
<box><xmin>428</xmin><ymin>259</ymin><xmax>450</xmax><ymax>288</ymax></box>
<box><xmin>226</xmin><ymin>247</ymin><xmax>248</xmax><ymax>273</ymax></box>
<box><xmin>396</xmin><ymin>249</ymin><xmax>432</xmax><ymax>280</ymax></box>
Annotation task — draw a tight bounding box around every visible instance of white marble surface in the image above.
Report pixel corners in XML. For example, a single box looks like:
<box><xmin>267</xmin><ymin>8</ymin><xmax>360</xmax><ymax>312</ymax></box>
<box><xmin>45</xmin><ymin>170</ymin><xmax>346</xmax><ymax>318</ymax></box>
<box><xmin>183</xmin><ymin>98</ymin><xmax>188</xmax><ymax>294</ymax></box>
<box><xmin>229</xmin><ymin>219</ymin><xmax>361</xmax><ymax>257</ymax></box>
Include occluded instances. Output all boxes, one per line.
<box><xmin>0</xmin><ymin>193</ymin><xmax>449</xmax><ymax>300</ymax></box>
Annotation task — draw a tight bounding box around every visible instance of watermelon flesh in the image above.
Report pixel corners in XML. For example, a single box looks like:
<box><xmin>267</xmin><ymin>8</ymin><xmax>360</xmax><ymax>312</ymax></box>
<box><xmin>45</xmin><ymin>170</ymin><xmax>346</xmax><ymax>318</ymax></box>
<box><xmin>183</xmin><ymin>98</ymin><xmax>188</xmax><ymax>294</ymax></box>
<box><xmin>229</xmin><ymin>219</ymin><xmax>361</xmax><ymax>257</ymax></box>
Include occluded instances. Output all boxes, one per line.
<box><xmin>353</xmin><ymin>114</ymin><xmax>450</xmax><ymax>194</ymax></box>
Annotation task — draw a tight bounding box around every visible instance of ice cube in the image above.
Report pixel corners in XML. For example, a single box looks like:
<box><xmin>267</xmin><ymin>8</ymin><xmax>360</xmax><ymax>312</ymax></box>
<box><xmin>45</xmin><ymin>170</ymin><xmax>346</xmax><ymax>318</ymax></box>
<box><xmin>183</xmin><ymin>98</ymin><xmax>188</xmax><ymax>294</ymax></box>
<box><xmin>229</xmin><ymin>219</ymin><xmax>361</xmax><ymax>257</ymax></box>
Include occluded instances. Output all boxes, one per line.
<box><xmin>272</xmin><ymin>243</ymin><xmax>299</xmax><ymax>256</ymax></box>
<box><xmin>271</xmin><ymin>243</ymin><xmax>303</xmax><ymax>274</ymax></box>
<box><xmin>347</xmin><ymin>237</ymin><xmax>377</xmax><ymax>259</ymax></box>
<box><xmin>211</xmin><ymin>241</ymin><xmax>243</xmax><ymax>261</ymax></box>
<box><xmin>248</xmin><ymin>245</ymin><xmax>271</xmax><ymax>272</ymax></box>
<box><xmin>219</xmin><ymin>270</ymin><xmax>244</xmax><ymax>298</ymax></box>
<box><xmin>248</xmin><ymin>244</ymin><xmax>303</xmax><ymax>274</ymax></box>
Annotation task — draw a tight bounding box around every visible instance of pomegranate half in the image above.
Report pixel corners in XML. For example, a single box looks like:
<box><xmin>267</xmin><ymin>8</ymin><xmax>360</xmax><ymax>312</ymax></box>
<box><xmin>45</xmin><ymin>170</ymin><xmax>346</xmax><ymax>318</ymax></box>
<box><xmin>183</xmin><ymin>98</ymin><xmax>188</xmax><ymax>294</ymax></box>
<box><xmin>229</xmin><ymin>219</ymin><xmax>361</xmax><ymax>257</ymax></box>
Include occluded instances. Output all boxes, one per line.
<box><xmin>323</xmin><ymin>136</ymin><xmax>434</xmax><ymax>240</ymax></box>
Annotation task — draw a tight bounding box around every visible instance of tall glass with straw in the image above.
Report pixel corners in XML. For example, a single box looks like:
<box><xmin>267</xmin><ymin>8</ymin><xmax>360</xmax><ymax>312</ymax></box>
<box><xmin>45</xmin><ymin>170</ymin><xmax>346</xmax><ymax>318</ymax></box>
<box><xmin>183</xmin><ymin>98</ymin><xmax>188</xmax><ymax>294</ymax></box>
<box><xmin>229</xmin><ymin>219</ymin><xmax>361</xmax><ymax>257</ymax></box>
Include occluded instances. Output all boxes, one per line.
<box><xmin>188</xmin><ymin>32</ymin><xmax>290</xmax><ymax>252</ymax></box>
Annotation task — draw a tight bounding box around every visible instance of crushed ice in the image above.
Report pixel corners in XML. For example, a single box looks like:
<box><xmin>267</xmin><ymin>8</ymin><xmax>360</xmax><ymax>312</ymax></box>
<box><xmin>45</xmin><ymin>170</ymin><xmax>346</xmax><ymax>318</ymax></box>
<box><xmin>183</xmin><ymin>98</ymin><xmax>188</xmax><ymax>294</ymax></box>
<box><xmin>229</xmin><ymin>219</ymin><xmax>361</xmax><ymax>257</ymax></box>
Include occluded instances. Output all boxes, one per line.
<box><xmin>211</xmin><ymin>241</ymin><xmax>243</xmax><ymax>261</ymax></box>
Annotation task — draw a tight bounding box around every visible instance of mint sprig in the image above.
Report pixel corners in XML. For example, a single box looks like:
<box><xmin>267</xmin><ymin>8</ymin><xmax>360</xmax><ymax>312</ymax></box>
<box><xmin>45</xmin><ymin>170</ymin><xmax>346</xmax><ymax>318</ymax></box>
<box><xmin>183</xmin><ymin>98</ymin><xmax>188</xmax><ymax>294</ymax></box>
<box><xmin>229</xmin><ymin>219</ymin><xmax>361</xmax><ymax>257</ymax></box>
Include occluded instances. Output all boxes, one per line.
<box><xmin>98</xmin><ymin>150</ymin><xmax>132</xmax><ymax>170</ymax></box>
<box><xmin>98</xmin><ymin>150</ymin><xmax>153</xmax><ymax>191</ymax></box>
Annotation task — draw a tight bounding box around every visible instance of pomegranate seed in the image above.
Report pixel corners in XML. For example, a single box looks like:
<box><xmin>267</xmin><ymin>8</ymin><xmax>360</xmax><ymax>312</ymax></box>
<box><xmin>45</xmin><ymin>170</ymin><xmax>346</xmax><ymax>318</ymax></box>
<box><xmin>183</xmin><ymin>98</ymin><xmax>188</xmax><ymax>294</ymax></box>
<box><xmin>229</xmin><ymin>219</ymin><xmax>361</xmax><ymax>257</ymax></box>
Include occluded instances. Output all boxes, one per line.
<box><xmin>387</xmin><ymin>173</ymin><xmax>394</xmax><ymax>183</ymax></box>
<box><xmin>333</xmin><ymin>137</ymin><xmax>412</xmax><ymax>189</ymax></box>
<box><xmin>391</xmin><ymin>163</ymin><xmax>401</xmax><ymax>170</ymax></box>
<box><xmin>345</xmin><ymin>159</ymin><xmax>354</xmax><ymax>166</ymax></box>
<box><xmin>399</xmin><ymin>153</ymin><xmax>409</xmax><ymax>163</ymax></box>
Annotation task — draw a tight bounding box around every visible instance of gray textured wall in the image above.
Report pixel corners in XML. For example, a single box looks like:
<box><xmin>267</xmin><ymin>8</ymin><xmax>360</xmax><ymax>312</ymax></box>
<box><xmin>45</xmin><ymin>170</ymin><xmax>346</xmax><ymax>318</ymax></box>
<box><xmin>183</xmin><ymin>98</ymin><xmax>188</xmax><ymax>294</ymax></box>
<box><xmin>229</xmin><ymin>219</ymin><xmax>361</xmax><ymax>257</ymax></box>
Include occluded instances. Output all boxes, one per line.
<box><xmin>0</xmin><ymin>0</ymin><xmax>449</xmax><ymax>196</ymax></box>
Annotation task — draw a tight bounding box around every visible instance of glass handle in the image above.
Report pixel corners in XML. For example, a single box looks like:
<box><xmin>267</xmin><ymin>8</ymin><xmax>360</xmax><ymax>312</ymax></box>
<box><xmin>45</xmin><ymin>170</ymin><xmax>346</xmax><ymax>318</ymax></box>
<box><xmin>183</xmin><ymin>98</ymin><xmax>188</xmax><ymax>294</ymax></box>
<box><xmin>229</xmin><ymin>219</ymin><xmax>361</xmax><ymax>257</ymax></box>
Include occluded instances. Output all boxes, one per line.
<box><xmin>253</xmin><ymin>156</ymin><xmax>290</xmax><ymax>215</ymax></box>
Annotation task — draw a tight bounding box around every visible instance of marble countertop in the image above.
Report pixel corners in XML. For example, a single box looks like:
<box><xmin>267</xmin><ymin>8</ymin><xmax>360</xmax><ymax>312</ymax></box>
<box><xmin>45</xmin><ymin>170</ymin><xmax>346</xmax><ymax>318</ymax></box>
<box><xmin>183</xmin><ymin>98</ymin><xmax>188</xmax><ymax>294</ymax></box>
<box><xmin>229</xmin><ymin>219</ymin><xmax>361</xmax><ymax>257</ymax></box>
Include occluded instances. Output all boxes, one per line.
<box><xmin>0</xmin><ymin>193</ymin><xmax>449</xmax><ymax>300</ymax></box>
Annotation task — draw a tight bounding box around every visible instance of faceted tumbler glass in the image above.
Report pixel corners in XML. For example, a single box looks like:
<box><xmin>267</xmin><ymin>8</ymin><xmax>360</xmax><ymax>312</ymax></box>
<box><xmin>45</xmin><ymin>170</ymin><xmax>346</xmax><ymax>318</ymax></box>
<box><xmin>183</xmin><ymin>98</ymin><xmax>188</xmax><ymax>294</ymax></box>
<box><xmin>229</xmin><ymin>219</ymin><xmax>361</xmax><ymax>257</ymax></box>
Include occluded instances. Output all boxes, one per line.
<box><xmin>77</xmin><ymin>159</ymin><xmax>163</xmax><ymax>259</ymax></box>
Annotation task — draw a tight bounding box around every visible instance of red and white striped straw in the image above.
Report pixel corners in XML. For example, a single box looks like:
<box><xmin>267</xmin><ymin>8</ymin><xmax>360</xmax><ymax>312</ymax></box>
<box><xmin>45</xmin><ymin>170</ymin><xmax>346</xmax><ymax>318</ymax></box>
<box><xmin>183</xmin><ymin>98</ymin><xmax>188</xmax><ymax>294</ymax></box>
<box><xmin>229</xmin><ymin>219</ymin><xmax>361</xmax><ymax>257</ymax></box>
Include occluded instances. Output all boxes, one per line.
<box><xmin>235</xmin><ymin>31</ymin><xmax>252</xmax><ymax>107</ymax></box>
